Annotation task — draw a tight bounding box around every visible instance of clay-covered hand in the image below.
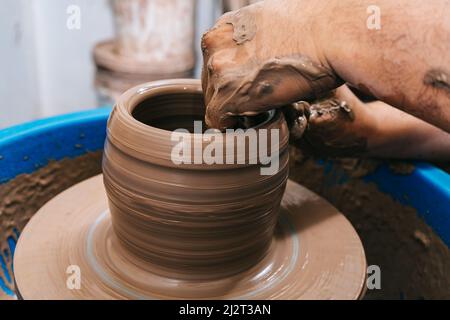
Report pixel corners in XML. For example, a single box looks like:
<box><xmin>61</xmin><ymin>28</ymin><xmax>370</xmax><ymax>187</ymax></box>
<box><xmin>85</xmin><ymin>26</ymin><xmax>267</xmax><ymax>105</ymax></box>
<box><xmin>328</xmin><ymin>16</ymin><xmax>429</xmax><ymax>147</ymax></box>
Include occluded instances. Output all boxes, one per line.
<box><xmin>201</xmin><ymin>0</ymin><xmax>341</xmax><ymax>130</ymax></box>
<box><xmin>285</xmin><ymin>86</ymin><xmax>373</xmax><ymax>157</ymax></box>
<box><xmin>287</xmin><ymin>85</ymin><xmax>450</xmax><ymax>160</ymax></box>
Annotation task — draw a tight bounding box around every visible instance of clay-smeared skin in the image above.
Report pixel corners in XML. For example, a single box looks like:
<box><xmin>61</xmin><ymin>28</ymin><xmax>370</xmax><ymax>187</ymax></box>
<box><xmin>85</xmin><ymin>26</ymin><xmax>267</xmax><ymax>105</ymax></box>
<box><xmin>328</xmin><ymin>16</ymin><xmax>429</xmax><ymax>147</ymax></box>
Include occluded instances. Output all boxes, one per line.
<box><xmin>286</xmin><ymin>86</ymin><xmax>450</xmax><ymax>159</ymax></box>
<box><xmin>203</xmin><ymin>0</ymin><xmax>450</xmax><ymax>133</ymax></box>
<box><xmin>227</xmin><ymin>8</ymin><xmax>258</xmax><ymax>45</ymax></box>
<box><xmin>322</xmin><ymin>0</ymin><xmax>450</xmax><ymax>132</ymax></box>
<box><xmin>14</xmin><ymin>175</ymin><xmax>367</xmax><ymax>299</ymax></box>
<box><xmin>424</xmin><ymin>69</ymin><xmax>450</xmax><ymax>96</ymax></box>
<box><xmin>300</xmin><ymin>98</ymin><xmax>368</xmax><ymax>157</ymax></box>
<box><xmin>201</xmin><ymin>1</ymin><xmax>340</xmax><ymax>130</ymax></box>
<box><xmin>0</xmin><ymin>153</ymin><xmax>102</xmax><ymax>299</ymax></box>
<box><xmin>103</xmin><ymin>79</ymin><xmax>290</xmax><ymax>280</ymax></box>
<box><xmin>13</xmin><ymin>80</ymin><xmax>367</xmax><ymax>300</ymax></box>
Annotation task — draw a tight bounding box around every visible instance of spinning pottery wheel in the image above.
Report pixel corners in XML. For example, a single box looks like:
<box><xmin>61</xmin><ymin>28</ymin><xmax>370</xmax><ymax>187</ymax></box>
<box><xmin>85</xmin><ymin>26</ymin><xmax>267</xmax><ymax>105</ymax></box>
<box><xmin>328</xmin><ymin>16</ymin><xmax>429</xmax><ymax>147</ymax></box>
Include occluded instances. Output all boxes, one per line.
<box><xmin>13</xmin><ymin>80</ymin><xmax>366</xmax><ymax>300</ymax></box>
<box><xmin>14</xmin><ymin>177</ymin><xmax>366</xmax><ymax>300</ymax></box>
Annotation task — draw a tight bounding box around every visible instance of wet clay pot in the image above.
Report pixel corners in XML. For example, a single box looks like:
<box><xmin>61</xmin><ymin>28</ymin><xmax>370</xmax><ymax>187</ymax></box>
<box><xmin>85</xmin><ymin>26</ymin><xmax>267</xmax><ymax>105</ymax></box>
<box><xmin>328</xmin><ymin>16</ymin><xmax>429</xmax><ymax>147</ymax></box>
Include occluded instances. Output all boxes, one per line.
<box><xmin>12</xmin><ymin>82</ymin><xmax>367</xmax><ymax>299</ymax></box>
<box><xmin>103</xmin><ymin>79</ymin><xmax>290</xmax><ymax>280</ymax></box>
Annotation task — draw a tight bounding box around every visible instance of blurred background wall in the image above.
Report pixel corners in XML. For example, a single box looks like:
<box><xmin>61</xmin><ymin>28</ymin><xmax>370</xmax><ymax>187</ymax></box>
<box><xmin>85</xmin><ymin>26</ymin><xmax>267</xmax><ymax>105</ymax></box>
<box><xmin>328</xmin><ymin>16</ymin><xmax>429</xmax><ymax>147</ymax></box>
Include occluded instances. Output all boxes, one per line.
<box><xmin>0</xmin><ymin>0</ymin><xmax>223</xmax><ymax>129</ymax></box>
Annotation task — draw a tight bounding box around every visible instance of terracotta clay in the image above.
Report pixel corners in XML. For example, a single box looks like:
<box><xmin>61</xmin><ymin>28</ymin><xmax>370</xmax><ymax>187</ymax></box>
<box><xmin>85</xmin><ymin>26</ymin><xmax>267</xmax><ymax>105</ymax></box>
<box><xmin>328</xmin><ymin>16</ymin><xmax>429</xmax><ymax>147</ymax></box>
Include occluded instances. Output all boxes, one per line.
<box><xmin>202</xmin><ymin>2</ymin><xmax>339</xmax><ymax>130</ymax></box>
<box><xmin>8</xmin><ymin>150</ymin><xmax>450</xmax><ymax>299</ymax></box>
<box><xmin>14</xmin><ymin>175</ymin><xmax>367</xmax><ymax>299</ymax></box>
<box><xmin>204</xmin><ymin>53</ymin><xmax>338</xmax><ymax>130</ymax></box>
<box><xmin>13</xmin><ymin>79</ymin><xmax>366</xmax><ymax>299</ymax></box>
<box><xmin>289</xmin><ymin>148</ymin><xmax>450</xmax><ymax>299</ymax></box>
<box><xmin>424</xmin><ymin>68</ymin><xmax>450</xmax><ymax>95</ymax></box>
<box><xmin>103</xmin><ymin>79</ymin><xmax>289</xmax><ymax>279</ymax></box>
<box><xmin>0</xmin><ymin>153</ymin><xmax>102</xmax><ymax>299</ymax></box>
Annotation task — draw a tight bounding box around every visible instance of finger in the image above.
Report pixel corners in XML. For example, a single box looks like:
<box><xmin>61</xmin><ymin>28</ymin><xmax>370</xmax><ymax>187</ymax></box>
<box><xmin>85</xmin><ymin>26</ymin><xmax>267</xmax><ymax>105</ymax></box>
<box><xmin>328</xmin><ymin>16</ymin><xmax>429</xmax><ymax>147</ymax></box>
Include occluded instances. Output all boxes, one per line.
<box><xmin>282</xmin><ymin>103</ymin><xmax>309</xmax><ymax>141</ymax></box>
<box><xmin>205</xmin><ymin>90</ymin><xmax>240</xmax><ymax>130</ymax></box>
<box><xmin>215</xmin><ymin>69</ymin><xmax>317</xmax><ymax>118</ymax></box>
<box><xmin>204</xmin><ymin>45</ymin><xmax>246</xmax><ymax>109</ymax></box>
<box><xmin>201</xmin><ymin>24</ymin><xmax>237</xmax><ymax>108</ymax></box>
<box><xmin>204</xmin><ymin>65</ymin><xmax>315</xmax><ymax>129</ymax></box>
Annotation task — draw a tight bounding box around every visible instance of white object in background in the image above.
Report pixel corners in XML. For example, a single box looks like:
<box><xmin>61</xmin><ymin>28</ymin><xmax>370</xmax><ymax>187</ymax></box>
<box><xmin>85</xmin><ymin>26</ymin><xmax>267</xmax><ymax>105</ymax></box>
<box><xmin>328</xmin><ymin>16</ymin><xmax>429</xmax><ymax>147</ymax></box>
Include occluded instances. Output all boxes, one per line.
<box><xmin>0</xmin><ymin>0</ymin><xmax>39</xmax><ymax>129</ymax></box>
<box><xmin>111</xmin><ymin>0</ymin><xmax>196</xmax><ymax>73</ymax></box>
<box><xmin>0</xmin><ymin>0</ymin><xmax>224</xmax><ymax>128</ymax></box>
<box><xmin>32</xmin><ymin>0</ymin><xmax>114</xmax><ymax>118</ymax></box>
<box><xmin>224</xmin><ymin>0</ymin><xmax>261</xmax><ymax>11</ymax></box>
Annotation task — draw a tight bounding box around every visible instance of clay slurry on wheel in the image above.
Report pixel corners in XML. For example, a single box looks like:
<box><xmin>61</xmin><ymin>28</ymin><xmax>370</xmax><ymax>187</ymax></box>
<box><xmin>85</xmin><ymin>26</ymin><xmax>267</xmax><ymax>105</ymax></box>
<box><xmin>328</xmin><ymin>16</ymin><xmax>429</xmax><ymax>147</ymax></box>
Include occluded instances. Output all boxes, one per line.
<box><xmin>13</xmin><ymin>80</ymin><xmax>366</xmax><ymax>299</ymax></box>
<box><xmin>14</xmin><ymin>175</ymin><xmax>366</xmax><ymax>299</ymax></box>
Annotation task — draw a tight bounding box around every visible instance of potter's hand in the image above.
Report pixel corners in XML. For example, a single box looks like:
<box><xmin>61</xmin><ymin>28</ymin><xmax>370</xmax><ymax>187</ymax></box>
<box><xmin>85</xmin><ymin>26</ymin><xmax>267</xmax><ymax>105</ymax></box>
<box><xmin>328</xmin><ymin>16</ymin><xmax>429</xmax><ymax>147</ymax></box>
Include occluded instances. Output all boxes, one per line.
<box><xmin>201</xmin><ymin>0</ymin><xmax>340</xmax><ymax>130</ymax></box>
<box><xmin>203</xmin><ymin>0</ymin><xmax>450</xmax><ymax>133</ymax></box>
<box><xmin>285</xmin><ymin>86</ymin><xmax>374</xmax><ymax>157</ymax></box>
<box><xmin>287</xmin><ymin>85</ymin><xmax>450</xmax><ymax>160</ymax></box>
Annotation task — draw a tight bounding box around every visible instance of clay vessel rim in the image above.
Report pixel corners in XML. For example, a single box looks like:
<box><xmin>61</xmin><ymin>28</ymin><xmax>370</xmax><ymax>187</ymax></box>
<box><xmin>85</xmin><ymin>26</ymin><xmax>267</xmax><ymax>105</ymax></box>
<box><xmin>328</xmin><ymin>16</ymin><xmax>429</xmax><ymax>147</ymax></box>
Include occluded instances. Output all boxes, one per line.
<box><xmin>108</xmin><ymin>79</ymin><xmax>289</xmax><ymax>169</ymax></box>
<box><xmin>116</xmin><ymin>79</ymin><xmax>277</xmax><ymax>138</ymax></box>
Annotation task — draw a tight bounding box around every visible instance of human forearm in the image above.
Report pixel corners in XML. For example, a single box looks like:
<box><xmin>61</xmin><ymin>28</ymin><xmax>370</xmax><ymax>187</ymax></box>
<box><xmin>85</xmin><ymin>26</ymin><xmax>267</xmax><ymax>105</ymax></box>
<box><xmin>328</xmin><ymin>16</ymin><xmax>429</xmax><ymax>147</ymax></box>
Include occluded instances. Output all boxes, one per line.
<box><xmin>366</xmin><ymin>101</ymin><xmax>450</xmax><ymax>160</ymax></box>
<box><xmin>321</xmin><ymin>0</ymin><xmax>450</xmax><ymax>131</ymax></box>
<box><xmin>290</xmin><ymin>85</ymin><xmax>450</xmax><ymax>160</ymax></box>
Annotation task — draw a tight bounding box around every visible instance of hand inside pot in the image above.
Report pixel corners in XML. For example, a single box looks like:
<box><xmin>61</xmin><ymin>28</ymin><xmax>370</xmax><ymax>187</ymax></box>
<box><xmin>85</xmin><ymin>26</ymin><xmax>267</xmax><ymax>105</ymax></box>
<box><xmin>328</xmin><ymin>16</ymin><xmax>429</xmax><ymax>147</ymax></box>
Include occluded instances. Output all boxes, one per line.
<box><xmin>201</xmin><ymin>0</ymin><xmax>450</xmax><ymax>160</ymax></box>
<box><xmin>201</xmin><ymin>0</ymin><xmax>339</xmax><ymax>131</ymax></box>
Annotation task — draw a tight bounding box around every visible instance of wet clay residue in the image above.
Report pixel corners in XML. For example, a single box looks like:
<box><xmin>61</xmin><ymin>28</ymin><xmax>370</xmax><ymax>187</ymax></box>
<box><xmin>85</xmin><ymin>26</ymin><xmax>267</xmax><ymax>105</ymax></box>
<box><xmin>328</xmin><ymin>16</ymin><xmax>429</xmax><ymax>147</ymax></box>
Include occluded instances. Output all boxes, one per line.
<box><xmin>14</xmin><ymin>79</ymin><xmax>365</xmax><ymax>299</ymax></box>
<box><xmin>388</xmin><ymin>162</ymin><xmax>416</xmax><ymax>175</ymax></box>
<box><xmin>0</xmin><ymin>152</ymin><xmax>102</xmax><ymax>299</ymax></box>
<box><xmin>103</xmin><ymin>80</ymin><xmax>290</xmax><ymax>280</ymax></box>
<box><xmin>204</xmin><ymin>54</ymin><xmax>340</xmax><ymax>130</ymax></box>
<box><xmin>14</xmin><ymin>175</ymin><xmax>366</xmax><ymax>300</ymax></box>
<box><xmin>424</xmin><ymin>69</ymin><xmax>450</xmax><ymax>96</ymax></box>
<box><xmin>4</xmin><ymin>145</ymin><xmax>448</xmax><ymax>299</ymax></box>
<box><xmin>289</xmin><ymin>147</ymin><xmax>450</xmax><ymax>299</ymax></box>
<box><xmin>225</xmin><ymin>6</ymin><xmax>257</xmax><ymax>44</ymax></box>
<box><xmin>333</xmin><ymin>158</ymin><xmax>417</xmax><ymax>177</ymax></box>
<box><xmin>202</xmin><ymin>4</ymin><xmax>340</xmax><ymax>130</ymax></box>
<box><xmin>285</xmin><ymin>98</ymin><xmax>368</xmax><ymax>157</ymax></box>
